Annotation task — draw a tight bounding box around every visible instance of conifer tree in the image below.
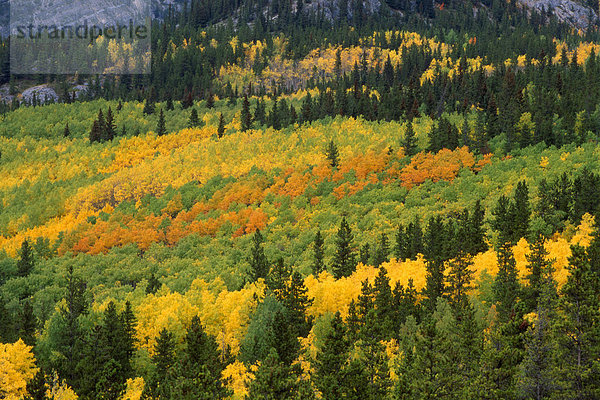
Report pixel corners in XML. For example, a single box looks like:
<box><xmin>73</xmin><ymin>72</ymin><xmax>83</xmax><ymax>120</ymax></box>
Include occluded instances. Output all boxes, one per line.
<box><xmin>301</xmin><ymin>92</ymin><xmax>313</xmax><ymax>123</ymax></box>
<box><xmin>19</xmin><ymin>299</ymin><xmax>36</xmax><ymax>346</ymax></box>
<box><xmin>146</xmin><ymin>328</ymin><xmax>176</xmax><ymax>398</ymax></box>
<box><xmin>373</xmin><ymin>233</ymin><xmax>389</xmax><ymax>267</ymax></box>
<box><xmin>17</xmin><ymin>239</ymin><xmax>34</xmax><ymax>277</ymax></box>
<box><xmin>403</xmin><ymin>121</ymin><xmax>417</xmax><ymax>156</ymax></box>
<box><xmin>313</xmin><ymin>312</ymin><xmax>349</xmax><ymax>400</ymax></box>
<box><xmin>511</xmin><ymin>180</ymin><xmax>530</xmax><ymax>241</ymax></box>
<box><xmin>241</xmin><ymin>95</ymin><xmax>252</xmax><ymax>132</ymax></box>
<box><xmin>157</xmin><ymin>108</ymin><xmax>167</xmax><ymax>136</ymax></box>
<box><xmin>102</xmin><ymin>107</ymin><xmax>115</xmax><ymax>141</ymax></box>
<box><xmin>493</xmin><ymin>241</ymin><xmax>521</xmax><ymax>322</ymax></box>
<box><xmin>325</xmin><ymin>140</ymin><xmax>339</xmax><ymax>168</ymax></box>
<box><xmin>248</xmin><ymin>229</ymin><xmax>269</xmax><ymax>282</ymax></box>
<box><xmin>554</xmin><ymin>244</ymin><xmax>600</xmax><ymax>398</ymax></box>
<box><xmin>523</xmin><ymin>233</ymin><xmax>554</xmax><ymax>311</ymax></box>
<box><xmin>332</xmin><ymin>217</ymin><xmax>356</xmax><ymax>279</ymax></box>
<box><xmin>63</xmin><ymin>123</ymin><xmax>71</xmax><ymax>138</ymax></box>
<box><xmin>281</xmin><ymin>272</ymin><xmax>314</xmax><ymax>337</ymax></box>
<box><xmin>311</xmin><ymin>230</ymin><xmax>325</xmax><ymax>276</ymax></box>
<box><xmin>146</xmin><ymin>273</ymin><xmax>161</xmax><ymax>294</ymax></box>
<box><xmin>246</xmin><ymin>348</ymin><xmax>305</xmax><ymax>400</ymax></box>
<box><xmin>166</xmin><ymin>97</ymin><xmax>174</xmax><ymax>111</ymax></box>
<box><xmin>188</xmin><ymin>108</ymin><xmax>199</xmax><ymax>128</ymax></box>
<box><xmin>143</xmin><ymin>99</ymin><xmax>155</xmax><ymax>115</ymax></box>
<box><xmin>254</xmin><ymin>99</ymin><xmax>266</xmax><ymax>126</ymax></box>
<box><xmin>206</xmin><ymin>91</ymin><xmax>215</xmax><ymax>109</ymax></box>
<box><xmin>217</xmin><ymin>113</ymin><xmax>225</xmax><ymax>138</ymax></box>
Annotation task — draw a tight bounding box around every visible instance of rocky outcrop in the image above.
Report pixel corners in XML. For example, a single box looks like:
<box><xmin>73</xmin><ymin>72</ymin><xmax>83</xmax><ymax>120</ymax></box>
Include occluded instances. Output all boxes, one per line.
<box><xmin>21</xmin><ymin>85</ymin><xmax>59</xmax><ymax>104</ymax></box>
<box><xmin>517</xmin><ymin>0</ymin><xmax>598</xmax><ymax>29</ymax></box>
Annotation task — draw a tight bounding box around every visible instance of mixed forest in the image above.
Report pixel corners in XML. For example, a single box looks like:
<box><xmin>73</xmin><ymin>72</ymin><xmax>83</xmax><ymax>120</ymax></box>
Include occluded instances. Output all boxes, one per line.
<box><xmin>1</xmin><ymin>0</ymin><xmax>600</xmax><ymax>398</ymax></box>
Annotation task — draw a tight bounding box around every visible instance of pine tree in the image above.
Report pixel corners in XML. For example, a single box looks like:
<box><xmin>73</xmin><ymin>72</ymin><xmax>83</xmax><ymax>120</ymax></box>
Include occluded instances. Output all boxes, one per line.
<box><xmin>182</xmin><ymin>91</ymin><xmax>193</xmax><ymax>109</ymax></box>
<box><xmin>148</xmin><ymin>328</ymin><xmax>176</xmax><ymax>397</ymax></box>
<box><xmin>403</xmin><ymin>121</ymin><xmax>417</xmax><ymax>156</ymax></box>
<box><xmin>554</xmin><ymin>244</ymin><xmax>600</xmax><ymax>398</ymax></box>
<box><xmin>104</xmin><ymin>107</ymin><xmax>116</xmax><ymax>141</ymax></box>
<box><xmin>311</xmin><ymin>230</ymin><xmax>325</xmax><ymax>276</ymax></box>
<box><xmin>89</xmin><ymin>119</ymin><xmax>101</xmax><ymax>143</ymax></box>
<box><xmin>446</xmin><ymin>252</ymin><xmax>474</xmax><ymax>310</ymax></box>
<box><xmin>373</xmin><ymin>233</ymin><xmax>389</xmax><ymax>267</ymax></box>
<box><xmin>17</xmin><ymin>239</ymin><xmax>34</xmax><ymax>277</ymax></box>
<box><xmin>511</xmin><ymin>181</ymin><xmax>530</xmax><ymax>242</ymax></box>
<box><xmin>313</xmin><ymin>312</ymin><xmax>349</xmax><ymax>400</ymax></box>
<box><xmin>165</xmin><ymin>97</ymin><xmax>174</xmax><ymax>111</ymax></box>
<box><xmin>301</xmin><ymin>92</ymin><xmax>313</xmax><ymax>123</ymax></box>
<box><xmin>254</xmin><ymin>99</ymin><xmax>266</xmax><ymax>126</ymax></box>
<box><xmin>188</xmin><ymin>108</ymin><xmax>199</xmax><ymax>128</ymax></box>
<box><xmin>246</xmin><ymin>348</ymin><xmax>304</xmax><ymax>400</ymax></box>
<box><xmin>19</xmin><ymin>299</ymin><xmax>36</xmax><ymax>346</ymax></box>
<box><xmin>170</xmin><ymin>316</ymin><xmax>231</xmax><ymax>399</ymax></box>
<box><xmin>217</xmin><ymin>113</ymin><xmax>225</xmax><ymax>138</ymax></box>
<box><xmin>241</xmin><ymin>95</ymin><xmax>252</xmax><ymax>131</ymax></box>
<box><xmin>281</xmin><ymin>272</ymin><xmax>314</xmax><ymax>337</ymax></box>
<box><xmin>331</xmin><ymin>217</ymin><xmax>356</xmax><ymax>279</ymax></box>
<box><xmin>157</xmin><ymin>108</ymin><xmax>167</xmax><ymax>136</ymax></box>
<box><xmin>493</xmin><ymin>241</ymin><xmax>521</xmax><ymax>323</ymax></box>
<box><xmin>63</xmin><ymin>123</ymin><xmax>71</xmax><ymax>138</ymax></box>
<box><xmin>143</xmin><ymin>99</ymin><xmax>155</xmax><ymax>115</ymax></box>
<box><xmin>206</xmin><ymin>91</ymin><xmax>215</xmax><ymax>109</ymax></box>
<box><xmin>248</xmin><ymin>229</ymin><xmax>269</xmax><ymax>282</ymax></box>
<box><xmin>523</xmin><ymin>233</ymin><xmax>554</xmax><ymax>312</ymax></box>
<box><xmin>325</xmin><ymin>140</ymin><xmax>339</xmax><ymax>168</ymax></box>
<box><xmin>146</xmin><ymin>273</ymin><xmax>161</xmax><ymax>294</ymax></box>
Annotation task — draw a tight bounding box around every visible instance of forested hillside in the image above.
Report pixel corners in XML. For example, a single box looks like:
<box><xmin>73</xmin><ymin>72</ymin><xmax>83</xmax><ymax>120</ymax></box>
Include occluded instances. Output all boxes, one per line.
<box><xmin>1</xmin><ymin>0</ymin><xmax>600</xmax><ymax>399</ymax></box>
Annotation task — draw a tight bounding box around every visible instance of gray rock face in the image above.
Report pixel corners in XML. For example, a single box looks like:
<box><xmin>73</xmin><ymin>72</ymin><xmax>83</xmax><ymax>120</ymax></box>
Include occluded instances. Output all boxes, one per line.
<box><xmin>517</xmin><ymin>0</ymin><xmax>598</xmax><ymax>29</ymax></box>
<box><xmin>21</xmin><ymin>85</ymin><xmax>59</xmax><ymax>104</ymax></box>
<box><xmin>303</xmin><ymin>0</ymin><xmax>382</xmax><ymax>20</ymax></box>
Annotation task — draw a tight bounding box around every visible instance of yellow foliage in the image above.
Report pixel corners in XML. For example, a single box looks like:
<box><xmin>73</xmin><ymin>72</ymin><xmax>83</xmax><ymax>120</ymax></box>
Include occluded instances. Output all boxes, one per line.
<box><xmin>223</xmin><ymin>361</ymin><xmax>252</xmax><ymax>399</ymax></box>
<box><xmin>135</xmin><ymin>289</ymin><xmax>200</xmax><ymax>355</ymax></box>
<box><xmin>571</xmin><ymin>213</ymin><xmax>595</xmax><ymax>247</ymax></box>
<box><xmin>121</xmin><ymin>378</ymin><xmax>144</xmax><ymax>400</ymax></box>
<box><xmin>0</xmin><ymin>339</ymin><xmax>39</xmax><ymax>400</ymax></box>
<box><xmin>45</xmin><ymin>373</ymin><xmax>78</xmax><ymax>400</ymax></box>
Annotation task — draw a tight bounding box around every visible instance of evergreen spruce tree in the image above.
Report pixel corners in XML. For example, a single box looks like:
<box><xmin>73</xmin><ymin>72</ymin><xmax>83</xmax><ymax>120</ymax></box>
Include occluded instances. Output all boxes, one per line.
<box><xmin>63</xmin><ymin>123</ymin><xmax>71</xmax><ymax>138</ymax></box>
<box><xmin>331</xmin><ymin>217</ymin><xmax>356</xmax><ymax>279</ymax></box>
<box><xmin>311</xmin><ymin>230</ymin><xmax>325</xmax><ymax>276</ymax></box>
<box><xmin>373</xmin><ymin>233</ymin><xmax>390</xmax><ymax>267</ymax></box>
<box><xmin>554</xmin><ymin>244</ymin><xmax>600</xmax><ymax>398</ymax></box>
<box><xmin>241</xmin><ymin>95</ymin><xmax>252</xmax><ymax>132</ymax></box>
<box><xmin>325</xmin><ymin>140</ymin><xmax>339</xmax><ymax>168</ymax></box>
<box><xmin>170</xmin><ymin>316</ymin><xmax>231</xmax><ymax>399</ymax></box>
<box><xmin>359</xmin><ymin>243</ymin><xmax>371</xmax><ymax>265</ymax></box>
<box><xmin>523</xmin><ymin>233</ymin><xmax>554</xmax><ymax>312</ymax></box>
<box><xmin>493</xmin><ymin>241</ymin><xmax>521</xmax><ymax>322</ymax></box>
<box><xmin>166</xmin><ymin>97</ymin><xmax>174</xmax><ymax>111</ymax></box>
<box><xmin>146</xmin><ymin>328</ymin><xmax>176</xmax><ymax>398</ymax></box>
<box><xmin>254</xmin><ymin>99</ymin><xmax>266</xmax><ymax>126</ymax></box>
<box><xmin>301</xmin><ymin>92</ymin><xmax>313</xmax><ymax>123</ymax></box>
<box><xmin>104</xmin><ymin>107</ymin><xmax>116</xmax><ymax>141</ymax></box>
<box><xmin>157</xmin><ymin>108</ymin><xmax>167</xmax><ymax>136</ymax></box>
<box><xmin>143</xmin><ymin>99</ymin><xmax>155</xmax><ymax>115</ymax></box>
<box><xmin>89</xmin><ymin>119</ymin><xmax>101</xmax><ymax>143</ymax></box>
<box><xmin>19</xmin><ymin>299</ymin><xmax>36</xmax><ymax>346</ymax></box>
<box><xmin>313</xmin><ymin>312</ymin><xmax>349</xmax><ymax>400</ymax></box>
<box><xmin>511</xmin><ymin>181</ymin><xmax>530</xmax><ymax>242</ymax></box>
<box><xmin>17</xmin><ymin>239</ymin><xmax>34</xmax><ymax>277</ymax></box>
<box><xmin>246</xmin><ymin>348</ymin><xmax>304</xmax><ymax>400</ymax></box>
<box><xmin>217</xmin><ymin>113</ymin><xmax>225</xmax><ymax>138</ymax></box>
<box><xmin>403</xmin><ymin>121</ymin><xmax>417</xmax><ymax>156</ymax></box>
<box><xmin>248</xmin><ymin>229</ymin><xmax>269</xmax><ymax>282</ymax></box>
<box><xmin>146</xmin><ymin>273</ymin><xmax>161</xmax><ymax>294</ymax></box>
<box><xmin>0</xmin><ymin>296</ymin><xmax>13</xmax><ymax>343</ymax></box>
<box><xmin>281</xmin><ymin>272</ymin><xmax>314</xmax><ymax>337</ymax></box>
<box><xmin>206</xmin><ymin>91</ymin><xmax>215</xmax><ymax>109</ymax></box>
<box><xmin>188</xmin><ymin>108</ymin><xmax>199</xmax><ymax>128</ymax></box>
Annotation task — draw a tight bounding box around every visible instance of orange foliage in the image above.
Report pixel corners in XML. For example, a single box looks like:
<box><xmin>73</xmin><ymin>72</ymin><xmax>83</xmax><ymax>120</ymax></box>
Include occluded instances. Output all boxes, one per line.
<box><xmin>397</xmin><ymin>147</ymin><xmax>475</xmax><ymax>189</ymax></box>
